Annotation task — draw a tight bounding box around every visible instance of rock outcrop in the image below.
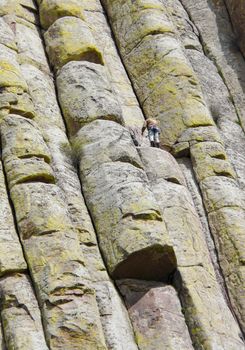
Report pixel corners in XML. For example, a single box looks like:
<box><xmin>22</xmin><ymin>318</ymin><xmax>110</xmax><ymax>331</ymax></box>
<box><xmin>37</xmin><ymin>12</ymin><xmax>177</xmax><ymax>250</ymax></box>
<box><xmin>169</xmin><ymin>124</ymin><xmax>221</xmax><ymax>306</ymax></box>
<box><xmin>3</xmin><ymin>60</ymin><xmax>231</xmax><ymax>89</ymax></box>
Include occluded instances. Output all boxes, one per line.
<box><xmin>0</xmin><ymin>0</ymin><xmax>244</xmax><ymax>349</ymax></box>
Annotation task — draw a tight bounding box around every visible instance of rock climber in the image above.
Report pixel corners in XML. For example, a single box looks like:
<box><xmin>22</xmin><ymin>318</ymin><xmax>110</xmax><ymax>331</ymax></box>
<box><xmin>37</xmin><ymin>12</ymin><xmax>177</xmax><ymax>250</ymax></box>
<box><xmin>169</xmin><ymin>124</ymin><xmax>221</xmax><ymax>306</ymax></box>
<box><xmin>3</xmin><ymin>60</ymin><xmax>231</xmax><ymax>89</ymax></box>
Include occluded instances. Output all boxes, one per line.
<box><xmin>141</xmin><ymin>118</ymin><xmax>160</xmax><ymax>148</ymax></box>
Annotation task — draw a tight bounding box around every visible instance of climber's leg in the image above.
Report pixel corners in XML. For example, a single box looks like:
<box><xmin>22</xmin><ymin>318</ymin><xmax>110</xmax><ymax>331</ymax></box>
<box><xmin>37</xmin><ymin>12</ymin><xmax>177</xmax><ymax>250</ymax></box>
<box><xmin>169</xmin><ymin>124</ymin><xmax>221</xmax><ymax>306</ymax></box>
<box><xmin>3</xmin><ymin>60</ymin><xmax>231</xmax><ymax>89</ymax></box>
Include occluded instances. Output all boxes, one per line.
<box><xmin>148</xmin><ymin>129</ymin><xmax>155</xmax><ymax>147</ymax></box>
<box><xmin>154</xmin><ymin>130</ymin><xmax>160</xmax><ymax>148</ymax></box>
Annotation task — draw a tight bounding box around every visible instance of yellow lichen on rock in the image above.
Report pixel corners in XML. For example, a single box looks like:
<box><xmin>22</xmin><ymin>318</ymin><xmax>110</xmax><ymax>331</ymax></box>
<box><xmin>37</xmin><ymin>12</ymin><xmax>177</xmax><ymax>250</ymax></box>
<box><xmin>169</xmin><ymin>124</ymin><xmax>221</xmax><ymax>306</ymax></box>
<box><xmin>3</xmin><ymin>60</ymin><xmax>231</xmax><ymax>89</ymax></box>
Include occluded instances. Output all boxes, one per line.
<box><xmin>0</xmin><ymin>60</ymin><xmax>28</xmax><ymax>90</ymax></box>
<box><xmin>0</xmin><ymin>161</ymin><xmax>27</xmax><ymax>275</ymax></box>
<box><xmin>40</xmin><ymin>0</ymin><xmax>85</xmax><ymax>29</ymax></box>
<box><xmin>4</xmin><ymin>156</ymin><xmax>55</xmax><ymax>189</ymax></box>
<box><xmin>44</xmin><ymin>17</ymin><xmax>104</xmax><ymax>70</ymax></box>
<box><xmin>57</xmin><ymin>61</ymin><xmax>123</xmax><ymax>135</ymax></box>
<box><xmin>102</xmin><ymin>0</ymin><xmax>215</xmax><ymax>148</ymax></box>
<box><xmin>0</xmin><ymin>0</ymin><xmax>38</xmax><ymax>24</ymax></box>
<box><xmin>190</xmin><ymin>142</ymin><xmax>236</xmax><ymax>181</ymax></box>
<box><xmin>74</xmin><ymin>120</ymin><xmax>176</xmax><ymax>281</ymax></box>
<box><xmin>0</xmin><ymin>115</ymin><xmax>51</xmax><ymax>163</ymax></box>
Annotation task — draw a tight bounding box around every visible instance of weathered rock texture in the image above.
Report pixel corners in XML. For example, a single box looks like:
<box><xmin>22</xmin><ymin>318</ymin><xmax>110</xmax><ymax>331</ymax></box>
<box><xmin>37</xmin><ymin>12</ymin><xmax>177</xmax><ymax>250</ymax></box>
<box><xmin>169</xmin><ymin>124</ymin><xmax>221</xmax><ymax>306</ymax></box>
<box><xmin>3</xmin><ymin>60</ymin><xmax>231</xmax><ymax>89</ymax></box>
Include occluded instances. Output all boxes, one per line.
<box><xmin>225</xmin><ymin>0</ymin><xmax>245</xmax><ymax>58</ymax></box>
<box><xmin>0</xmin><ymin>0</ymin><xmax>244</xmax><ymax>349</ymax></box>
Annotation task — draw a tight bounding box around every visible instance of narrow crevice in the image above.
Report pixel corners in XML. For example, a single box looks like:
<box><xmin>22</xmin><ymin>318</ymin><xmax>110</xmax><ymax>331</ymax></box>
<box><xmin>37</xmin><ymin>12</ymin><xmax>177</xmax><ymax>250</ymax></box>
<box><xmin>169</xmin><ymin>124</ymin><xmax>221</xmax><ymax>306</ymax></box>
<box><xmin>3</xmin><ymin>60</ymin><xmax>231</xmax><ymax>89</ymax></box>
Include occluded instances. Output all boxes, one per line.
<box><xmin>33</xmin><ymin>1</ymin><xmax>112</xmax><ymax>280</ymax></box>
<box><xmin>0</xmin><ymin>158</ymin><xmax>50</xmax><ymax>349</ymax></box>
<box><xmin>0</xmin><ymin>315</ymin><xmax>7</xmax><ymax>350</ymax></box>
<box><xmin>99</xmin><ymin>1</ymin><xmax>149</xmax><ymax>126</ymax></box>
<box><xmin>32</xmin><ymin>7</ymin><xmax>142</xmax><ymax>349</ymax></box>
<box><xmin>124</xmin><ymin>32</ymin><xmax>175</xmax><ymax>59</ymax></box>
<box><xmin>173</xmin><ymin>270</ymin><xmax>205</xmax><ymax>349</ymax></box>
<box><xmin>179</xmin><ymin>158</ymin><xmax>245</xmax><ymax>339</ymax></box>
<box><xmin>111</xmin><ymin>279</ymin><xmax>141</xmax><ymax>350</ymax></box>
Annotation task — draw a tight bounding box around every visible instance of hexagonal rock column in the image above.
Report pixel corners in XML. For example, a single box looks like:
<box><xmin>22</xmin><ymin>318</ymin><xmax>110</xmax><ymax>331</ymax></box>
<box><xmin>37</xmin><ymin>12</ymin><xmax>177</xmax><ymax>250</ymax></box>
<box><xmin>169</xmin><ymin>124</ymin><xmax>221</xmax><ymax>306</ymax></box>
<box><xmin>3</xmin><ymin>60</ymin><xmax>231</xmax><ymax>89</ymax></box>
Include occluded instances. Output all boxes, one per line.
<box><xmin>139</xmin><ymin>146</ymin><xmax>244</xmax><ymax>349</ymax></box>
<box><xmin>0</xmin><ymin>114</ymin><xmax>107</xmax><ymax>350</ymax></box>
<box><xmin>44</xmin><ymin>17</ymin><xmax>104</xmax><ymax>70</ymax></box>
<box><xmin>102</xmin><ymin>0</ymin><xmax>245</xmax><ymax>333</ymax></box>
<box><xmin>180</xmin><ymin>0</ymin><xmax>245</xmax><ymax>132</ymax></box>
<box><xmin>190</xmin><ymin>141</ymin><xmax>245</xmax><ymax>331</ymax></box>
<box><xmin>0</xmin><ymin>160</ymin><xmax>26</xmax><ymax>274</ymax></box>
<box><xmin>57</xmin><ymin>60</ymin><xmax>176</xmax><ymax>281</ymax></box>
<box><xmin>0</xmin><ymin>274</ymin><xmax>49</xmax><ymax>350</ymax></box>
<box><xmin>17</xmin><ymin>4</ymin><xmax>139</xmax><ymax>344</ymax></box>
<box><xmin>74</xmin><ymin>119</ymin><xmax>176</xmax><ymax>280</ymax></box>
<box><xmin>101</xmin><ymin>0</ymin><xmax>215</xmax><ymax>151</ymax></box>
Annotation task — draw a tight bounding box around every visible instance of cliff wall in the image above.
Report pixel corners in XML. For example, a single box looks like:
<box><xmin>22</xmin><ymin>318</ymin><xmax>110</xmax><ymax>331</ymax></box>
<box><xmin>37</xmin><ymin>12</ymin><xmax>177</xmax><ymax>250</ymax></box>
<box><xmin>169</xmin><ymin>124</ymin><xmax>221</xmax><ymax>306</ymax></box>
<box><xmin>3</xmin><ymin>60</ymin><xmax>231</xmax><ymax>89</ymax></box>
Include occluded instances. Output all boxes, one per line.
<box><xmin>0</xmin><ymin>0</ymin><xmax>244</xmax><ymax>349</ymax></box>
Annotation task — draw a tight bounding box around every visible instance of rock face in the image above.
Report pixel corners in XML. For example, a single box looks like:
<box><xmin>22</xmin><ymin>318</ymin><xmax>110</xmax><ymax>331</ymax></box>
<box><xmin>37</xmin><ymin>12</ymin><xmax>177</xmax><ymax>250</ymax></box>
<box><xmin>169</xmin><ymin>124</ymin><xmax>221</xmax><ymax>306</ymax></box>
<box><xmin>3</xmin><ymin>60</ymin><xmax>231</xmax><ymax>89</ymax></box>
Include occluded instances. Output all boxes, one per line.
<box><xmin>0</xmin><ymin>0</ymin><xmax>244</xmax><ymax>349</ymax></box>
<box><xmin>225</xmin><ymin>0</ymin><xmax>245</xmax><ymax>57</ymax></box>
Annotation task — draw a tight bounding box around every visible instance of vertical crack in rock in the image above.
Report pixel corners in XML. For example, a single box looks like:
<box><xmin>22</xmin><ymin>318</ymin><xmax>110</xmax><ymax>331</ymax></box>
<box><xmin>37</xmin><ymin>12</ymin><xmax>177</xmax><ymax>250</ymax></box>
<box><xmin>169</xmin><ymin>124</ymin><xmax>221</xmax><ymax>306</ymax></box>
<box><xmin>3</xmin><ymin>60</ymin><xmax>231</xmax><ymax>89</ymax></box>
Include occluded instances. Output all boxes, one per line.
<box><xmin>0</xmin><ymin>317</ymin><xmax>6</xmax><ymax>350</ymax></box>
<box><xmin>37</xmin><ymin>0</ymin><xmax>177</xmax><ymax>283</ymax></box>
<box><xmin>0</xmin><ymin>0</ymin><xmax>245</xmax><ymax>349</ymax></box>
<box><xmin>101</xmin><ymin>0</ymin><xmax>245</xmax><ymax>345</ymax></box>
<box><xmin>0</xmin><ymin>273</ymin><xmax>49</xmax><ymax>350</ymax></box>
<box><xmin>0</xmin><ymin>2</ymin><xmax>109</xmax><ymax>349</ymax></box>
<box><xmin>7</xmin><ymin>1</ymin><xmax>142</xmax><ymax>349</ymax></box>
<box><xmin>138</xmin><ymin>146</ymin><xmax>244</xmax><ymax>348</ymax></box>
<box><xmin>163</xmin><ymin>0</ymin><xmax>245</xmax><ymax>191</ymax></box>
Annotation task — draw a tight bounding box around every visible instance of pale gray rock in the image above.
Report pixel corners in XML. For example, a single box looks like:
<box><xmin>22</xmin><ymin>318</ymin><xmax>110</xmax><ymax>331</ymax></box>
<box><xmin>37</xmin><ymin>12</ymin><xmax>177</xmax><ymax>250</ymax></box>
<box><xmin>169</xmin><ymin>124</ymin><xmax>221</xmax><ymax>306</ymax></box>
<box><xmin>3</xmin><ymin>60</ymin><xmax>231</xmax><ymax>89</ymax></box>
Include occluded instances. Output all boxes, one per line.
<box><xmin>225</xmin><ymin>0</ymin><xmax>245</xmax><ymax>57</ymax></box>
<box><xmin>0</xmin><ymin>0</ymin><xmax>38</xmax><ymax>25</ymax></box>
<box><xmin>9</xmin><ymin>183</ymin><xmax>107</xmax><ymax>350</ymax></box>
<box><xmin>139</xmin><ymin>146</ymin><xmax>244</xmax><ymax>349</ymax></box>
<box><xmin>200</xmin><ymin>176</ymin><xmax>245</xmax><ymax>212</ymax></box>
<box><xmin>139</xmin><ymin>146</ymin><xmax>186</xmax><ymax>185</ymax></box>
<box><xmin>0</xmin><ymin>91</ymin><xmax>36</xmax><ymax>120</ymax></box>
<box><xmin>0</xmin><ymin>273</ymin><xmax>48</xmax><ymax>350</ymax></box>
<box><xmin>177</xmin><ymin>158</ymin><xmax>227</xmax><ymax>290</ymax></box>
<box><xmin>180</xmin><ymin>0</ymin><xmax>245</xmax><ymax>131</ymax></box>
<box><xmin>21</xmin><ymin>45</ymin><xmax>138</xmax><ymax>348</ymax></box>
<box><xmin>101</xmin><ymin>0</ymin><xmax>216</xmax><ymax>150</ymax></box>
<box><xmin>0</xmin><ymin>161</ymin><xmax>27</xmax><ymax>275</ymax></box>
<box><xmin>20</xmin><ymin>64</ymin><xmax>65</xmax><ymax>130</ymax></box>
<box><xmin>75</xmin><ymin>120</ymin><xmax>176</xmax><ymax>280</ymax></box>
<box><xmin>10</xmin><ymin>183</ymin><xmax>73</xmax><ymax>239</ymax></box>
<box><xmin>0</xmin><ymin>17</ymin><xmax>17</xmax><ymax>50</ymax></box>
<box><xmin>94</xmin><ymin>280</ymin><xmax>138</xmax><ymax>350</ymax></box>
<box><xmin>82</xmin><ymin>4</ymin><xmax>145</xmax><ymax>129</ymax></box>
<box><xmin>44</xmin><ymin>16</ymin><xmax>104</xmax><ymax>70</ymax></box>
<box><xmin>0</xmin><ymin>42</ymin><xmax>18</xmax><ymax>64</ymax></box>
<box><xmin>0</xmin><ymin>115</ymin><xmax>51</xmax><ymax>163</ymax></box>
<box><xmin>15</xmin><ymin>23</ymin><xmax>50</xmax><ymax>71</ymax></box>
<box><xmin>190</xmin><ymin>141</ymin><xmax>236</xmax><ymax>181</ymax></box>
<box><xmin>4</xmin><ymin>156</ymin><xmax>55</xmax><ymax>189</ymax></box>
<box><xmin>57</xmin><ymin>61</ymin><xmax>123</xmax><ymax>135</ymax></box>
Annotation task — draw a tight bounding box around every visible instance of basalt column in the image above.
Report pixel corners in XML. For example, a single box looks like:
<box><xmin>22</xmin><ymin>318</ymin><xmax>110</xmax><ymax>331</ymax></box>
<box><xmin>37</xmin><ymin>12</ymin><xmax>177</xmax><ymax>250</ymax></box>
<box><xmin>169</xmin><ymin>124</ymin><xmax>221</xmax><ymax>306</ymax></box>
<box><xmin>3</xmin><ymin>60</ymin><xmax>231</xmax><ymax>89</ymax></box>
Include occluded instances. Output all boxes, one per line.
<box><xmin>0</xmin><ymin>2</ymin><xmax>108</xmax><ymax>349</ymax></box>
<box><xmin>35</xmin><ymin>2</ymin><xmax>207</xmax><ymax>349</ymax></box>
<box><xmin>138</xmin><ymin>146</ymin><xmax>244</xmax><ymax>349</ymax></box>
<box><xmin>37</xmin><ymin>1</ymin><xmax>177</xmax><ymax>281</ymax></box>
<box><xmin>0</xmin><ymin>0</ymin><xmax>244</xmax><ymax>349</ymax></box>
<box><xmin>102</xmin><ymin>0</ymin><xmax>245</xmax><ymax>334</ymax></box>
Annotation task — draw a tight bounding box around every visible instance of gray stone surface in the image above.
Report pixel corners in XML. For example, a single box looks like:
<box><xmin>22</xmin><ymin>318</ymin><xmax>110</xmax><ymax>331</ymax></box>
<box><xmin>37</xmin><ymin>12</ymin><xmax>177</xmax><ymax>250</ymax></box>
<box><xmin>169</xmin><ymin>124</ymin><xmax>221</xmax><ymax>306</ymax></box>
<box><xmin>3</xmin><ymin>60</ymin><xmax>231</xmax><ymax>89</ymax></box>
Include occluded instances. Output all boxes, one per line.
<box><xmin>139</xmin><ymin>146</ymin><xmax>244</xmax><ymax>349</ymax></box>
<box><xmin>57</xmin><ymin>61</ymin><xmax>123</xmax><ymax>135</ymax></box>
<box><xmin>0</xmin><ymin>273</ymin><xmax>48</xmax><ymax>350</ymax></box>
<box><xmin>76</xmin><ymin>120</ymin><xmax>176</xmax><ymax>280</ymax></box>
